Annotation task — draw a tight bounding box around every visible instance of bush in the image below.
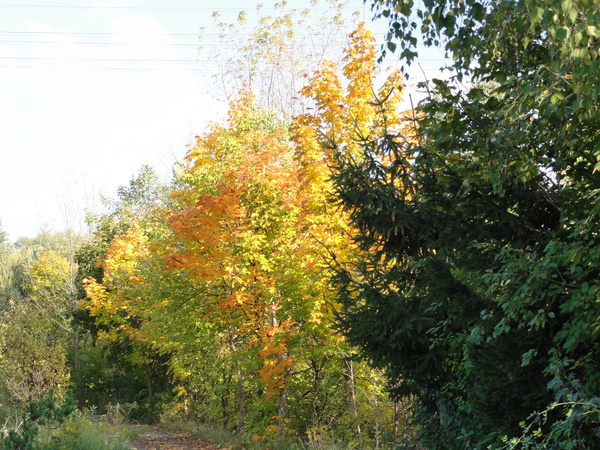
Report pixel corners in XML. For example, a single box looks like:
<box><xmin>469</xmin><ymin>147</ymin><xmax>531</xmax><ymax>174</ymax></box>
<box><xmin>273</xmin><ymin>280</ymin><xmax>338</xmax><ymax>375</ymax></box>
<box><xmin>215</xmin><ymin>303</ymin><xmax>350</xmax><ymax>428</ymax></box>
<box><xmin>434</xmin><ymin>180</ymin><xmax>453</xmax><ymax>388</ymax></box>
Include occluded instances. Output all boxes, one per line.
<box><xmin>35</xmin><ymin>416</ymin><xmax>130</xmax><ymax>450</ymax></box>
<box><xmin>0</xmin><ymin>391</ymin><xmax>75</xmax><ymax>449</ymax></box>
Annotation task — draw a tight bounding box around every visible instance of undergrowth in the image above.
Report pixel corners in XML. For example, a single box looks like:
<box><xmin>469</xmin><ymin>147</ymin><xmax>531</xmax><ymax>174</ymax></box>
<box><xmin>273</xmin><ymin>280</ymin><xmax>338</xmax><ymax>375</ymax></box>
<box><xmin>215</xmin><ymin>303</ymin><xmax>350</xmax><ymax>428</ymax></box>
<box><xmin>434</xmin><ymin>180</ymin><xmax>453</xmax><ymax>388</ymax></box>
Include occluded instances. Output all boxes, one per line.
<box><xmin>160</xmin><ymin>417</ymin><xmax>397</xmax><ymax>449</ymax></box>
<box><xmin>35</xmin><ymin>416</ymin><xmax>131</xmax><ymax>450</ymax></box>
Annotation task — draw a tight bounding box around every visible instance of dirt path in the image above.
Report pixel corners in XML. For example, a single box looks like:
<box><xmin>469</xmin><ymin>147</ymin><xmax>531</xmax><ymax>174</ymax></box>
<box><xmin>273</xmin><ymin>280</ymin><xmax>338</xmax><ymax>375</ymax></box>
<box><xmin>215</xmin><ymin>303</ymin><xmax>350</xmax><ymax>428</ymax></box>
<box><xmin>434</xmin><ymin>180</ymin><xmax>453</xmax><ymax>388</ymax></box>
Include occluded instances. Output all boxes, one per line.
<box><xmin>123</xmin><ymin>424</ymin><xmax>221</xmax><ymax>450</ymax></box>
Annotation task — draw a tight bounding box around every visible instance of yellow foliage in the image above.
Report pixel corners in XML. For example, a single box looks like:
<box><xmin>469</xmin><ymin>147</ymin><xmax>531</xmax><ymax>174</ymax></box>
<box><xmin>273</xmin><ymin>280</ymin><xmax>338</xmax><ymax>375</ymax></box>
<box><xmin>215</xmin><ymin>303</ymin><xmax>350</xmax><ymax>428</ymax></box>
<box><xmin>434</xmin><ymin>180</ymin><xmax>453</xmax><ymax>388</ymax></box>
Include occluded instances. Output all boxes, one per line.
<box><xmin>293</xmin><ymin>22</ymin><xmax>418</xmax><ymax>282</ymax></box>
<box><xmin>82</xmin><ymin>222</ymin><xmax>149</xmax><ymax>343</ymax></box>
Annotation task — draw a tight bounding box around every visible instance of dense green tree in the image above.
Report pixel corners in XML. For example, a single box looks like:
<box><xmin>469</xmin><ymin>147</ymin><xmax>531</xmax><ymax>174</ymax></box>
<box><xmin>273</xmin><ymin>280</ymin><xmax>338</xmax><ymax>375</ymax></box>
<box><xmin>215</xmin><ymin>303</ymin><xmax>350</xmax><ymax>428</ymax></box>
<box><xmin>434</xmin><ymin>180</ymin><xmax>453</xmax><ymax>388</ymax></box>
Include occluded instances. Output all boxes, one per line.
<box><xmin>0</xmin><ymin>303</ymin><xmax>70</xmax><ymax>405</ymax></box>
<box><xmin>75</xmin><ymin>166</ymin><xmax>173</xmax><ymax>419</ymax></box>
<box><xmin>0</xmin><ymin>228</ymin><xmax>86</xmax><ymax>412</ymax></box>
<box><xmin>323</xmin><ymin>0</ymin><xmax>600</xmax><ymax>447</ymax></box>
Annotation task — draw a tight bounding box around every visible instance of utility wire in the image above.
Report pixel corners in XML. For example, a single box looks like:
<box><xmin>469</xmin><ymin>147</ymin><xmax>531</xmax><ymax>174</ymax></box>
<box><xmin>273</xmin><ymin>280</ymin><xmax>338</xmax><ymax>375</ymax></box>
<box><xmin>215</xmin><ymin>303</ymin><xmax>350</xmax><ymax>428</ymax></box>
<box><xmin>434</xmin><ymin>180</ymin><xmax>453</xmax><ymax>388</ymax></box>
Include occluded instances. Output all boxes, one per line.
<box><xmin>0</xmin><ymin>3</ymin><xmax>351</xmax><ymax>11</ymax></box>
<box><xmin>0</xmin><ymin>40</ymin><xmax>200</xmax><ymax>48</ymax></box>
<box><xmin>0</xmin><ymin>56</ymin><xmax>197</xmax><ymax>62</ymax></box>
<box><xmin>0</xmin><ymin>30</ymin><xmax>362</xmax><ymax>38</ymax></box>
<box><xmin>0</xmin><ymin>31</ymin><xmax>201</xmax><ymax>37</ymax></box>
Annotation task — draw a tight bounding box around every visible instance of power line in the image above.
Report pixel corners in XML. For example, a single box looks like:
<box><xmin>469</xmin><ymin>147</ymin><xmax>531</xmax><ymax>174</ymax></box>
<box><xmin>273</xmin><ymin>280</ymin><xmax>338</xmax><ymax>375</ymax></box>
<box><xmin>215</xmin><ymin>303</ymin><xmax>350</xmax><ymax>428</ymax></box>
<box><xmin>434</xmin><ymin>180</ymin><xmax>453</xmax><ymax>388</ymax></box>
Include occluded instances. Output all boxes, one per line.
<box><xmin>0</xmin><ymin>56</ymin><xmax>197</xmax><ymax>63</ymax></box>
<box><xmin>0</xmin><ymin>3</ymin><xmax>351</xmax><ymax>11</ymax></box>
<box><xmin>0</xmin><ymin>39</ymin><xmax>200</xmax><ymax>46</ymax></box>
<box><xmin>0</xmin><ymin>30</ymin><xmax>360</xmax><ymax>38</ymax></box>
<box><xmin>0</xmin><ymin>30</ymin><xmax>201</xmax><ymax>37</ymax></box>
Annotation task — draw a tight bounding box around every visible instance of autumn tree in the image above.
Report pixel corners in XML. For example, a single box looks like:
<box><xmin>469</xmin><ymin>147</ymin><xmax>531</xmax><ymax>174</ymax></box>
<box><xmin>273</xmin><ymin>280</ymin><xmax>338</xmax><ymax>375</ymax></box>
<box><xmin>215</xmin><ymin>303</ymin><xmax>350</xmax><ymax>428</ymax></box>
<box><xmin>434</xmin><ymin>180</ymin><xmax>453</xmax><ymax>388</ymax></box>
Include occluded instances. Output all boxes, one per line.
<box><xmin>326</xmin><ymin>0</ymin><xmax>600</xmax><ymax>447</ymax></box>
<box><xmin>151</xmin><ymin>22</ymin><xmax>411</xmax><ymax>444</ymax></box>
<box><xmin>165</xmin><ymin>95</ymin><xmax>330</xmax><ymax>436</ymax></box>
<box><xmin>293</xmin><ymin>21</ymin><xmax>421</xmax><ymax>446</ymax></box>
<box><xmin>27</xmin><ymin>250</ymin><xmax>77</xmax><ymax>331</ymax></box>
<box><xmin>198</xmin><ymin>0</ymin><xmax>360</xmax><ymax>117</ymax></box>
<box><xmin>82</xmin><ymin>45</ymin><xmax>405</xmax><ymax>443</ymax></box>
<box><xmin>80</xmin><ymin>19</ymin><xmax>411</xmax><ymax>445</ymax></box>
<box><xmin>77</xmin><ymin>166</ymin><xmax>174</xmax><ymax>418</ymax></box>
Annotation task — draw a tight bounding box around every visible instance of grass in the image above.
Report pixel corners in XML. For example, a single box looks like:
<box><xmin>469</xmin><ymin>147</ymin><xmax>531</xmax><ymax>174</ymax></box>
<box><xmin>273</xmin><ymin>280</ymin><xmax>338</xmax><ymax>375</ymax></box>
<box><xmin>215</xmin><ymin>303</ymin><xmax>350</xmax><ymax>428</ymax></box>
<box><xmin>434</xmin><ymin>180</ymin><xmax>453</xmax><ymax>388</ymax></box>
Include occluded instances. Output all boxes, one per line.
<box><xmin>34</xmin><ymin>415</ymin><xmax>140</xmax><ymax>450</ymax></box>
<box><xmin>161</xmin><ymin>417</ymin><xmax>246</xmax><ymax>448</ymax></box>
<box><xmin>160</xmin><ymin>418</ymin><xmax>375</xmax><ymax>449</ymax></box>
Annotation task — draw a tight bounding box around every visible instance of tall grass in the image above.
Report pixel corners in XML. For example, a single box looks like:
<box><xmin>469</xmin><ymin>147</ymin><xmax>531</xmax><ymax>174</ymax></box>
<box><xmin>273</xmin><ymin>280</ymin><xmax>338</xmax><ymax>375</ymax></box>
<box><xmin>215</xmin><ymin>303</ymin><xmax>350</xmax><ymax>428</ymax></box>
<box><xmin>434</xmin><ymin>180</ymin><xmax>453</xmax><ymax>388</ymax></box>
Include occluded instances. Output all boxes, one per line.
<box><xmin>160</xmin><ymin>418</ymin><xmax>396</xmax><ymax>449</ymax></box>
<box><xmin>35</xmin><ymin>416</ymin><xmax>133</xmax><ymax>450</ymax></box>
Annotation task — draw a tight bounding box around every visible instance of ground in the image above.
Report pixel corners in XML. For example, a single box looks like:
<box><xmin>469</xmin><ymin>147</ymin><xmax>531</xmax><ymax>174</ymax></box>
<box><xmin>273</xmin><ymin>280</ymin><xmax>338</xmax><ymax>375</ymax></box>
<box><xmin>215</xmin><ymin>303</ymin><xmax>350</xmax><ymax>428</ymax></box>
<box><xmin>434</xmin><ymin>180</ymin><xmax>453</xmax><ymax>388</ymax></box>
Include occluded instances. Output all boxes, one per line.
<box><xmin>125</xmin><ymin>424</ymin><xmax>221</xmax><ymax>449</ymax></box>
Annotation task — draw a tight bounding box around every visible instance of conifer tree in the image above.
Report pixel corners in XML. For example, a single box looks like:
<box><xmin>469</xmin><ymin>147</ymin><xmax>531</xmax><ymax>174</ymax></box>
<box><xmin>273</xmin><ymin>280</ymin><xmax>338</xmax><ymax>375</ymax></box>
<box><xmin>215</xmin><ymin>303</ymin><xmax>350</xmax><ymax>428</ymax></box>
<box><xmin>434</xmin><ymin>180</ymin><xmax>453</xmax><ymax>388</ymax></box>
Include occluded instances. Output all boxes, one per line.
<box><xmin>329</xmin><ymin>0</ymin><xmax>600</xmax><ymax>447</ymax></box>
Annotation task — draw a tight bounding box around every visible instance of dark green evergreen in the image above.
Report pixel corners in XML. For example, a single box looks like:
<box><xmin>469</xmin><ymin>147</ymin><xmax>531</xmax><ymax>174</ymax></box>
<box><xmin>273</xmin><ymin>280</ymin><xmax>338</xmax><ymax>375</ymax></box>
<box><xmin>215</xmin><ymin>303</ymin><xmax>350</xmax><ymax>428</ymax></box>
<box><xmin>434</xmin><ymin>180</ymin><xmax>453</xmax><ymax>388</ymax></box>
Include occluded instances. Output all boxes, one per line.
<box><xmin>1</xmin><ymin>391</ymin><xmax>76</xmax><ymax>450</ymax></box>
<box><xmin>330</xmin><ymin>0</ymin><xmax>600</xmax><ymax>447</ymax></box>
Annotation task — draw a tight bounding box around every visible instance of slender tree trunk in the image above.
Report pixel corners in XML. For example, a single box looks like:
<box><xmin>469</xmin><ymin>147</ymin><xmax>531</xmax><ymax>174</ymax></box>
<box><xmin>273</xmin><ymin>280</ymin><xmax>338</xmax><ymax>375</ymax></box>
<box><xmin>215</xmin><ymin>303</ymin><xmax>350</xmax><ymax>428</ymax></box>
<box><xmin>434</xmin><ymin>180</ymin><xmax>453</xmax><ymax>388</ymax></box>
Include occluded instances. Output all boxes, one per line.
<box><xmin>72</xmin><ymin>331</ymin><xmax>84</xmax><ymax>408</ymax></box>
<box><xmin>229</xmin><ymin>329</ymin><xmax>245</xmax><ymax>434</ymax></box>
<box><xmin>277</xmin><ymin>372</ymin><xmax>287</xmax><ymax>436</ymax></box>
<box><xmin>271</xmin><ymin>309</ymin><xmax>288</xmax><ymax>437</ymax></box>
<box><xmin>344</xmin><ymin>359</ymin><xmax>363</xmax><ymax>447</ymax></box>
<box><xmin>401</xmin><ymin>396</ymin><xmax>414</xmax><ymax>446</ymax></box>
<box><xmin>144</xmin><ymin>365</ymin><xmax>153</xmax><ymax>399</ymax></box>
<box><xmin>234</xmin><ymin>359</ymin><xmax>245</xmax><ymax>433</ymax></box>
<box><xmin>371</xmin><ymin>377</ymin><xmax>382</xmax><ymax>443</ymax></box>
<box><xmin>221</xmin><ymin>370</ymin><xmax>232</xmax><ymax>430</ymax></box>
<box><xmin>393</xmin><ymin>399</ymin><xmax>399</xmax><ymax>439</ymax></box>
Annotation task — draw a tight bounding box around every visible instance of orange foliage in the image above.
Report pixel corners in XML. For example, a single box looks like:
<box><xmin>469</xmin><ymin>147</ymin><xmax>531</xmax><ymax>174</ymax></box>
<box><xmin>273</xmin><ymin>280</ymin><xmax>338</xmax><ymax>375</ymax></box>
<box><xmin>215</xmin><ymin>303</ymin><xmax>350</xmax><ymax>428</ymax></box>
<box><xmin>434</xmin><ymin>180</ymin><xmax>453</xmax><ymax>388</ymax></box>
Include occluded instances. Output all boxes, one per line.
<box><xmin>80</xmin><ymin>24</ymin><xmax>416</xmax><ymax>434</ymax></box>
<box><xmin>166</xmin><ymin>95</ymin><xmax>303</xmax><ymax>404</ymax></box>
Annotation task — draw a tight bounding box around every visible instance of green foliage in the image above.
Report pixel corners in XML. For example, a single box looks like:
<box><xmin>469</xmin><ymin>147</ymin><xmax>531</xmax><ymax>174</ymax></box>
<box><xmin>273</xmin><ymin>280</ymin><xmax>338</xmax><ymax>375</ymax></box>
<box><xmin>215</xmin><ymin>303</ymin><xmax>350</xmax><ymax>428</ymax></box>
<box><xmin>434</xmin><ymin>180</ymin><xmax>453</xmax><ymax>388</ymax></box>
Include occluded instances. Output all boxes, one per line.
<box><xmin>0</xmin><ymin>227</ymin><xmax>87</xmax><ymax>412</ymax></box>
<box><xmin>502</xmin><ymin>395</ymin><xmax>600</xmax><ymax>449</ymax></box>
<box><xmin>326</xmin><ymin>0</ymin><xmax>600</xmax><ymax>447</ymax></box>
<box><xmin>0</xmin><ymin>303</ymin><xmax>70</xmax><ymax>406</ymax></box>
<box><xmin>113</xmin><ymin>165</ymin><xmax>169</xmax><ymax>219</ymax></box>
<box><xmin>74</xmin><ymin>165</ymin><xmax>175</xmax><ymax>419</ymax></box>
<box><xmin>35</xmin><ymin>415</ymin><xmax>132</xmax><ymax>450</ymax></box>
<box><xmin>0</xmin><ymin>391</ymin><xmax>76</xmax><ymax>450</ymax></box>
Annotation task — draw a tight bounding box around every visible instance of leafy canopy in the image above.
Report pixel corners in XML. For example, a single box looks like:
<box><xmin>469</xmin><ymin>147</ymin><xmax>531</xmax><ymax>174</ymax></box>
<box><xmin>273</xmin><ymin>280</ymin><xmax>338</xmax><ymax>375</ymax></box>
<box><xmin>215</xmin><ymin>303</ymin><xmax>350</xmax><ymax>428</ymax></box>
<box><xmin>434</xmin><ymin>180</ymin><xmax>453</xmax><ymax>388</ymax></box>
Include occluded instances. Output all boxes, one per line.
<box><xmin>324</xmin><ymin>0</ymin><xmax>600</xmax><ymax>447</ymax></box>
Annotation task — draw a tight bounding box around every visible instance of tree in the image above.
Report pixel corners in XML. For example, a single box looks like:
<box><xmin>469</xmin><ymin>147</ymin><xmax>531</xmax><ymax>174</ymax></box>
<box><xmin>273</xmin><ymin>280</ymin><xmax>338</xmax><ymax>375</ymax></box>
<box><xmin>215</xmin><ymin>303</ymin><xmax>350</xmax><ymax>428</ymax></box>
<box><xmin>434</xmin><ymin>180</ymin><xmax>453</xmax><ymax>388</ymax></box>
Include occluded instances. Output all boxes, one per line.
<box><xmin>166</xmin><ymin>94</ymin><xmax>335</xmax><ymax>436</ymax></box>
<box><xmin>1</xmin><ymin>391</ymin><xmax>76</xmax><ymax>450</ymax></box>
<box><xmin>77</xmin><ymin>166</ymin><xmax>174</xmax><ymax>419</ymax></box>
<box><xmin>293</xmin><ymin>22</ymin><xmax>421</xmax><ymax>446</ymax></box>
<box><xmin>79</xmin><ymin>21</ymin><xmax>410</xmax><ymax>445</ymax></box>
<box><xmin>0</xmin><ymin>230</ymin><xmax>85</xmax><ymax>410</ymax></box>
<box><xmin>0</xmin><ymin>303</ymin><xmax>70</xmax><ymax>405</ymax></box>
<box><xmin>27</xmin><ymin>250</ymin><xmax>75</xmax><ymax>330</ymax></box>
<box><xmin>0</xmin><ymin>222</ymin><xmax>17</xmax><ymax>309</ymax></box>
<box><xmin>198</xmin><ymin>0</ymin><xmax>360</xmax><ymax>117</ymax></box>
<box><xmin>0</xmin><ymin>220</ymin><xmax>8</xmax><ymax>248</ymax></box>
<box><xmin>326</xmin><ymin>0</ymin><xmax>600</xmax><ymax>447</ymax></box>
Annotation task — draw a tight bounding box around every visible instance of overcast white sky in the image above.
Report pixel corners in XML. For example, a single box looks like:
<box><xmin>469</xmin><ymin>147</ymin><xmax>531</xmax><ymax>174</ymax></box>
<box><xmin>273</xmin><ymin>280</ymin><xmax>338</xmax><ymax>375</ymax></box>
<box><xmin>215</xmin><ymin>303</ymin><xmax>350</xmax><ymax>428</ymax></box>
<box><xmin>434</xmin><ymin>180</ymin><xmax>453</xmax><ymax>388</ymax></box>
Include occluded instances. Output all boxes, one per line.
<box><xmin>0</xmin><ymin>0</ymin><xmax>444</xmax><ymax>242</ymax></box>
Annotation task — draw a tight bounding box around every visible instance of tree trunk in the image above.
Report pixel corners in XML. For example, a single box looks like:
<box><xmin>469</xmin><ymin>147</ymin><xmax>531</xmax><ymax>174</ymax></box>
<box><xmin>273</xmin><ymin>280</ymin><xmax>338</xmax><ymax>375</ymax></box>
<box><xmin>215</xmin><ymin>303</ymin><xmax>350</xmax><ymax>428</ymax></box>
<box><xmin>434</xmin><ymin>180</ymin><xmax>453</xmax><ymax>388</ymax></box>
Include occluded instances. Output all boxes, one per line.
<box><xmin>344</xmin><ymin>359</ymin><xmax>363</xmax><ymax>446</ymax></box>
<box><xmin>72</xmin><ymin>332</ymin><xmax>84</xmax><ymax>408</ymax></box>
<box><xmin>393</xmin><ymin>399</ymin><xmax>399</xmax><ymax>439</ymax></box>
<box><xmin>271</xmin><ymin>309</ymin><xmax>288</xmax><ymax>437</ymax></box>
<box><xmin>234</xmin><ymin>359</ymin><xmax>245</xmax><ymax>433</ymax></box>
<box><xmin>371</xmin><ymin>377</ymin><xmax>382</xmax><ymax>443</ymax></box>
<box><xmin>229</xmin><ymin>329</ymin><xmax>245</xmax><ymax>434</ymax></box>
<box><xmin>277</xmin><ymin>373</ymin><xmax>287</xmax><ymax>436</ymax></box>
<box><xmin>144</xmin><ymin>365</ymin><xmax>153</xmax><ymax>399</ymax></box>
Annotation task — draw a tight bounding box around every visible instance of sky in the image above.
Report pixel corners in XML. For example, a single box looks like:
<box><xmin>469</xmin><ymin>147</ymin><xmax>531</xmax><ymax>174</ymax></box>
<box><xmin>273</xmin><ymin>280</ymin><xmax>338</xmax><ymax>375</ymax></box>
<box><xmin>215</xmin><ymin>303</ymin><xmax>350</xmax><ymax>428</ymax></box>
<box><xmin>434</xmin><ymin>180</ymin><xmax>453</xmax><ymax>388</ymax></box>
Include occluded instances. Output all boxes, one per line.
<box><xmin>0</xmin><ymin>0</ymin><xmax>445</xmax><ymax>243</ymax></box>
